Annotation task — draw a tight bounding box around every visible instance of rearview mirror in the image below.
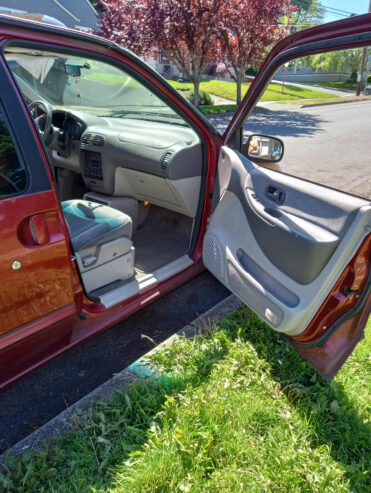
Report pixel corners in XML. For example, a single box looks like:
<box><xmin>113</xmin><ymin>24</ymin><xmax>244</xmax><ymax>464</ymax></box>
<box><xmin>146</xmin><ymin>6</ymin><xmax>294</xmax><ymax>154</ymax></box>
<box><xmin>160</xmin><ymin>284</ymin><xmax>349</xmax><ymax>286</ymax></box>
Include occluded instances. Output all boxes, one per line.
<box><xmin>64</xmin><ymin>64</ymin><xmax>81</xmax><ymax>77</ymax></box>
<box><xmin>246</xmin><ymin>134</ymin><xmax>284</xmax><ymax>163</ymax></box>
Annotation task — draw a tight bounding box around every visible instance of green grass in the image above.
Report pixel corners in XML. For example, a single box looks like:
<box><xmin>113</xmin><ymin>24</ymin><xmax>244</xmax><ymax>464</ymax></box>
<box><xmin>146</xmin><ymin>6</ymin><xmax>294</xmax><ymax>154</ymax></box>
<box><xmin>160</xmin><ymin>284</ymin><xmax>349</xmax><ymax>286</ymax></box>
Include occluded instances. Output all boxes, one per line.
<box><xmin>84</xmin><ymin>72</ymin><xmax>141</xmax><ymax>87</ymax></box>
<box><xmin>169</xmin><ymin>79</ymin><xmax>336</xmax><ymax>102</ymax></box>
<box><xmin>199</xmin><ymin>104</ymin><xmax>238</xmax><ymax>114</ymax></box>
<box><xmin>1</xmin><ymin>312</ymin><xmax>370</xmax><ymax>492</ymax></box>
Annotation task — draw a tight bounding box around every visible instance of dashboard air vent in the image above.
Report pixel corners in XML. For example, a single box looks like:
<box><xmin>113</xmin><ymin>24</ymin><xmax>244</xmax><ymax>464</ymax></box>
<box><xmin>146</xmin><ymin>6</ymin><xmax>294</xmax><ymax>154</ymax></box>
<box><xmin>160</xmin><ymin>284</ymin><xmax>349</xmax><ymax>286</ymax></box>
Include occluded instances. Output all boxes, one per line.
<box><xmin>161</xmin><ymin>151</ymin><xmax>173</xmax><ymax>170</ymax></box>
<box><xmin>81</xmin><ymin>133</ymin><xmax>92</xmax><ymax>146</ymax></box>
<box><xmin>93</xmin><ymin>134</ymin><xmax>105</xmax><ymax>146</ymax></box>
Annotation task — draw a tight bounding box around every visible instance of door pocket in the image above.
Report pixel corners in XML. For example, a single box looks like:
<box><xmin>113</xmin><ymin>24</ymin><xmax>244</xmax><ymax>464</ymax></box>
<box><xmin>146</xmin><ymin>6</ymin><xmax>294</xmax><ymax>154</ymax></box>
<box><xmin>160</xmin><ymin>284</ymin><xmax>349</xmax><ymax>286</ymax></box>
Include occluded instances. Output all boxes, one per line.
<box><xmin>236</xmin><ymin>249</ymin><xmax>300</xmax><ymax>308</ymax></box>
<box><xmin>226</xmin><ymin>259</ymin><xmax>284</xmax><ymax>327</ymax></box>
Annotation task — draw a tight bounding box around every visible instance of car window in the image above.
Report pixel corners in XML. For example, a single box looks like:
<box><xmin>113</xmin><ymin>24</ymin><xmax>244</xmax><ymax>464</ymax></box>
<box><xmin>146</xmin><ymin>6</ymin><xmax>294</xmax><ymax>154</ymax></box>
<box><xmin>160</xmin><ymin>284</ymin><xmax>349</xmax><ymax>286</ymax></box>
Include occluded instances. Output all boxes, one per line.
<box><xmin>0</xmin><ymin>107</ymin><xmax>27</xmax><ymax>199</ymax></box>
<box><xmin>4</xmin><ymin>45</ymin><xmax>187</xmax><ymax>125</ymax></box>
<box><xmin>244</xmin><ymin>46</ymin><xmax>371</xmax><ymax>200</ymax></box>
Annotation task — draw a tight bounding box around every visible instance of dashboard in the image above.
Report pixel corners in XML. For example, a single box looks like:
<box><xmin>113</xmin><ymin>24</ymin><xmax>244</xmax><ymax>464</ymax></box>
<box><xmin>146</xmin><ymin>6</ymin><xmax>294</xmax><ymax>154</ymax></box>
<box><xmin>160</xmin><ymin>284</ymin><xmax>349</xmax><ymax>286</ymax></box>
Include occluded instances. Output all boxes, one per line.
<box><xmin>48</xmin><ymin>109</ymin><xmax>203</xmax><ymax>217</ymax></box>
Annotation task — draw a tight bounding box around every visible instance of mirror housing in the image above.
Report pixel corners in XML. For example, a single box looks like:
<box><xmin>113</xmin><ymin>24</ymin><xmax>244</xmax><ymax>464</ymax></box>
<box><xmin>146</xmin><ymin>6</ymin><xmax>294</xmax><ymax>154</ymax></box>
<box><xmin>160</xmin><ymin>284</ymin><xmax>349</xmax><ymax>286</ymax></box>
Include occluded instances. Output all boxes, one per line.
<box><xmin>245</xmin><ymin>134</ymin><xmax>284</xmax><ymax>164</ymax></box>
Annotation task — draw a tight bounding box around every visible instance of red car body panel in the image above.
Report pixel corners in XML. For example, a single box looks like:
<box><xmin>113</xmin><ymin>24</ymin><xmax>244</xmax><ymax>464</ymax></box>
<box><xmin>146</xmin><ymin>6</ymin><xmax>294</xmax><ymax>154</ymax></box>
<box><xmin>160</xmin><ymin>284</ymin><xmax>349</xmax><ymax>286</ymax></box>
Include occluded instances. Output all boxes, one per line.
<box><xmin>288</xmin><ymin>234</ymin><xmax>371</xmax><ymax>381</ymax></box>
<box><xmin>0</xmin><ymin>13</ymin><xmax>370</xmax><ymax>387</ymax></box>
<box><xmin>0</xmin><ymin>191</ymin><xmax>76</xmax><ymax>336</ymax></box>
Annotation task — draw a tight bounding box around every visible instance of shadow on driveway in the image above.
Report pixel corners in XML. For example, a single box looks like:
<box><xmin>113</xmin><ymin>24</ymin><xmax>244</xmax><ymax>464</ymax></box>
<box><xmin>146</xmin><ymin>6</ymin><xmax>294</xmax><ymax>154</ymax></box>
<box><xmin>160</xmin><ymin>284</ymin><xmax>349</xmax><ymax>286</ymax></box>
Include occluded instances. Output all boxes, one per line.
<box><xmin>207</xmin><ymin>106</ymin><xmax>327</xmax><ymax>139</ymax></box>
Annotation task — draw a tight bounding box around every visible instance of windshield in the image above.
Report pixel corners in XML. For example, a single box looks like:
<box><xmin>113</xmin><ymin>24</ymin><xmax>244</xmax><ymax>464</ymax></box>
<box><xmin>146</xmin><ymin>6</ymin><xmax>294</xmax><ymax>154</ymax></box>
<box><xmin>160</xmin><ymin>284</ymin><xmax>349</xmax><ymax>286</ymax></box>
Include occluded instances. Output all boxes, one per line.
<box><xmin>4</xmin><ymin>46</ymin><xmax>183</xmax><ymax>122</ymax></box>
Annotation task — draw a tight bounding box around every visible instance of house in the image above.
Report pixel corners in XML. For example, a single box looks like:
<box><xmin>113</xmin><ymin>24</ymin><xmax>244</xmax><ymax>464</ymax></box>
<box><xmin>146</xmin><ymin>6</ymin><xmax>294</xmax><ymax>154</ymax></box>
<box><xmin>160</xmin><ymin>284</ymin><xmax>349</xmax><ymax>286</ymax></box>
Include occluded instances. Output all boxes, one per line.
<box><xmin>0</xmin><ymin>0</ymin><xmax>98</xmax><ymax>32</ymax></box>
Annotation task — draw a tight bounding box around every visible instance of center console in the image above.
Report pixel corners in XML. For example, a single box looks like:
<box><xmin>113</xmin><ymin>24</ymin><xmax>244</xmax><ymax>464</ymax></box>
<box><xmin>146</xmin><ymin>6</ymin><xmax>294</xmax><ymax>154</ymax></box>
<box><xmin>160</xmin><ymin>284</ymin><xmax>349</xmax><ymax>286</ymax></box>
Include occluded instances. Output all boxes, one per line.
<box><xmin>82</xmin><ymin>150</ymin><xmax>103</xmax><ymax>181</ymax></box>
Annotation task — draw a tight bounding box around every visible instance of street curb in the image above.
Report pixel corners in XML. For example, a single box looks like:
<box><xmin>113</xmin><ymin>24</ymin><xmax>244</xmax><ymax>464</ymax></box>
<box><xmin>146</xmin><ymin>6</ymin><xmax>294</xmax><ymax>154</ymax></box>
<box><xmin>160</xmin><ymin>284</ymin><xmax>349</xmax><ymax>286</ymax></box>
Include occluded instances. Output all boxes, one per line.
<box><xmin>1</xmin><ymin>294</ymin><xmax>241</xmax><ymax>458</ymax></box>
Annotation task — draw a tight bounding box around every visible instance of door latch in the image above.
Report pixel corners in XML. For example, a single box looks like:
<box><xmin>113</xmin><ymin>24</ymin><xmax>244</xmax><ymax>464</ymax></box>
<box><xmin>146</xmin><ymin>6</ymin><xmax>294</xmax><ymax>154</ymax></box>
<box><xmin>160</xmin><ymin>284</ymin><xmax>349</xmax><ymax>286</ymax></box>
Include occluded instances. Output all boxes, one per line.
<box><xmin>344</xmin><ymin>286</ymin><xmax>360</xmax><ymax>295</ymax></box>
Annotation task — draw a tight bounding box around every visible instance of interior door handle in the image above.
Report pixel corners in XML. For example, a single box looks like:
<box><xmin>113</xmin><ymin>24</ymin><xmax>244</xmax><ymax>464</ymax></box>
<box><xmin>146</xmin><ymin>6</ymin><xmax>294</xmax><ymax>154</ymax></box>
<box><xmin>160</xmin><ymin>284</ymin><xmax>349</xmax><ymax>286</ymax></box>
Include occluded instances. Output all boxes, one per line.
<box><xmin>267</xmin><ymin>186</ymin><xmax>285</xmax><ymax>203</ymax></box>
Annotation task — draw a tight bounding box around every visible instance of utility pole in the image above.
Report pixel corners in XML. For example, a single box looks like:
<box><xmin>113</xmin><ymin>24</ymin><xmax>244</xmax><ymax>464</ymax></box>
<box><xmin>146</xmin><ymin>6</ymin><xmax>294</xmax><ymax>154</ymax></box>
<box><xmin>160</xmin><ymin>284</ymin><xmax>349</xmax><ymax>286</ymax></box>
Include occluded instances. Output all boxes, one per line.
<box><xmin>356</xmin><ymin>0</ymin><xmax>371</xmax><ymax>96</ymax></box>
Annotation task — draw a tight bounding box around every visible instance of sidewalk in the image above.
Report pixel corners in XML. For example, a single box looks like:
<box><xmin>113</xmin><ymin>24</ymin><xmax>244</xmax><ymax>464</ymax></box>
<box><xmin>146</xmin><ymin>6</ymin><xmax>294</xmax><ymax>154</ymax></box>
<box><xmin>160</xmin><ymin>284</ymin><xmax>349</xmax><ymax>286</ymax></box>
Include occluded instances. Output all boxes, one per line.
<box><xmin>271</xmin><ymin>79</ymin><xmax>350</xmax><ymax>97</ymax></box>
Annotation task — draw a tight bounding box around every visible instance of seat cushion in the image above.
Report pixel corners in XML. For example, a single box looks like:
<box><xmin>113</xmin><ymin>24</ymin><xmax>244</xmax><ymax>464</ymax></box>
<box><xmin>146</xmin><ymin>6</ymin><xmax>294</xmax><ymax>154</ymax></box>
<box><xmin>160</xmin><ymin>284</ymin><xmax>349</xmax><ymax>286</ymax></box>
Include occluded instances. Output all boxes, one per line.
<box><xmin>62</xmin><ymin>200</ymin><xmax>133</xmax><ymax>251</ymax></box>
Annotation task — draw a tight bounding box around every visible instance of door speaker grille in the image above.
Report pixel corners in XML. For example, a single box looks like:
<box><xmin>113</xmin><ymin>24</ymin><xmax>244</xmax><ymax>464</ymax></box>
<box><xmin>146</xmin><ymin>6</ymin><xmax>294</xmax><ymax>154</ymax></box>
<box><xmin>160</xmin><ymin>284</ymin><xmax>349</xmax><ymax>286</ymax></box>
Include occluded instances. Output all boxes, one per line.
<box><xmin>203</xmin><ymin>233</ymin><xmax>224</xmax><ymax>280</ymax></box>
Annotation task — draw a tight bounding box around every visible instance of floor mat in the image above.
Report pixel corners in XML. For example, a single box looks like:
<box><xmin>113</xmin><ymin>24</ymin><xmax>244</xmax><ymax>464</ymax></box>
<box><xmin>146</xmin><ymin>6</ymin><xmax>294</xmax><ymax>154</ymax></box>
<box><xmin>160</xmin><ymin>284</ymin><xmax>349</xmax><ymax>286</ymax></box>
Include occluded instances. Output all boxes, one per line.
<box><xmin>132</xmin><ymin>206</ymin><xmax>193</xmax><ymax>273</ymax></box>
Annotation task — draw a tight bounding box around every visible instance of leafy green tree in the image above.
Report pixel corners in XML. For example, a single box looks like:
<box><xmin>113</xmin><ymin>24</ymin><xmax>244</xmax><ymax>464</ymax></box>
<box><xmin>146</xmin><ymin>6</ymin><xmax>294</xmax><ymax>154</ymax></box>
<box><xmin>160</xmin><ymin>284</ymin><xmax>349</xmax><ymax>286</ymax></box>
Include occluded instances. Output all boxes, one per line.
<box><xmin>0</xmin><ymin>122</ymin><xmax>14</xmax><ymax>157</ymax></box>
<box><xmin>310</xmin><ymin>49</ymin><xmax>364</xmax><ymax>75</ymax></box>
<box><xmin>291</xmin><ymin>0</ymin><xmax>325</xmax><ymax>29</ymax></box>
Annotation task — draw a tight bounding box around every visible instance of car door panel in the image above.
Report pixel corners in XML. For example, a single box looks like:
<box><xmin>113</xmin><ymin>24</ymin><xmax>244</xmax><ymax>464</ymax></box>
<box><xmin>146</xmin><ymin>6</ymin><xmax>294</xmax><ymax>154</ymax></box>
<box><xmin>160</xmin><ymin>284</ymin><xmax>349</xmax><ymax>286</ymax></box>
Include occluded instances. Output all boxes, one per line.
<box><xmin>204</xmin><ymin>147</ymin><xmax>371</xmax><ymax>344</ymax></box>
<box><xmin>213</xmin><ymin>16</ymin><xmax>371</xmax><ymax>379</ymax></box>
<box><xmin>0</xmin><ymin>191</ymin><xmax>77</xmax><ymax>336</ymax></box>
<box><xmin>230</xmin><ymin>154</ymin><xmax>366</xmax><ymax>285</ymax></box>
<box><xmin>0</xmin><ymin>52</ymin><xmax>78</xmax><ymax>340</ymax></box>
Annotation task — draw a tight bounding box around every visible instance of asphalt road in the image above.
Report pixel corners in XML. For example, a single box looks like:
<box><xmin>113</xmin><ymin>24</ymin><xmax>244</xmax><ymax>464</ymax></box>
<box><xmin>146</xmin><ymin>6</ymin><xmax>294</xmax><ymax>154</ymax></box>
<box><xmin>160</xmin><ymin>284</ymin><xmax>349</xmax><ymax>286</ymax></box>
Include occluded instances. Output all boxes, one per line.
<box><xmin>208</xmin><ymin>100</ymin><xmax>371</xmax><ymax>199</ymax></box>
<box><xmin>0</xmin><ymin>271</ymin><xmax>230</xmax><ymax>454</ymax></box>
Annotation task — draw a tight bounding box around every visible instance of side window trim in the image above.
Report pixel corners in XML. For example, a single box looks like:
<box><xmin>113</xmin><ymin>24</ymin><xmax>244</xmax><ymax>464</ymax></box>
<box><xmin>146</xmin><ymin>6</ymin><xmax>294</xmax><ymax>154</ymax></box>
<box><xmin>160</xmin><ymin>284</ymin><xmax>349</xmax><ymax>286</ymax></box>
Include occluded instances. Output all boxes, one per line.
<box><xmin>0</xmin><ymin>48</ymin><xmax>52</xmax><ymax>197</ymax></box>
<box><xmin>0</xmin><ymin>100</ymin><xmax>29</xmax><ymax>199</ymax></box>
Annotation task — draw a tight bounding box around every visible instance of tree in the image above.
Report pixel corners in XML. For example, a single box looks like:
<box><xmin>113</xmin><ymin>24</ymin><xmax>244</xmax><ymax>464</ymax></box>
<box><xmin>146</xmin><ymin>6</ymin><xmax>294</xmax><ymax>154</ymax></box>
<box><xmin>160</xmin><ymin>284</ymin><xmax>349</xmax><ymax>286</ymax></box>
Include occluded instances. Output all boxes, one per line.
<box><xmin>218</xmin><ymin>0</ymin><xmax>296</xmax><ymax>104</ymax></box>
<box><xmin>291</xmin><ymin>0</ymin><xmax>325</xmax><ymax>29</ymax></box>
<box><xmin>97</xmin><ymin>1</ymin><xmax>152</xmax><ymax>56</ymax></box>
<box><xmin>310</xmin><ymin>48</ymin><xmax>364</xmax><ymax>75</ymax></box>
<box><xmin>88</xmin><ymin>0</ymin><xmax>105</xmax><ymax>13</ymax></box>
<box><xmin>98</xmin><ymin>0</ymin><xmax>223</xmax><ymax>107</ymax></box>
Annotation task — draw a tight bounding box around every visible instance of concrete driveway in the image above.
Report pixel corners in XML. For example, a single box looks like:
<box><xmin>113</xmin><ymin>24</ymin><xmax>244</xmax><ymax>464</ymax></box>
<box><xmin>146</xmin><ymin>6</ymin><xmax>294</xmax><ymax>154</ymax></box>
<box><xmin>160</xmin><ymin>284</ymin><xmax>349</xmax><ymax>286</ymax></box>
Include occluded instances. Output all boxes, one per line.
<box><xmin>208</xmin><ymin>100</ymin><xmax>371</xmax><ymax>199</ymax></box>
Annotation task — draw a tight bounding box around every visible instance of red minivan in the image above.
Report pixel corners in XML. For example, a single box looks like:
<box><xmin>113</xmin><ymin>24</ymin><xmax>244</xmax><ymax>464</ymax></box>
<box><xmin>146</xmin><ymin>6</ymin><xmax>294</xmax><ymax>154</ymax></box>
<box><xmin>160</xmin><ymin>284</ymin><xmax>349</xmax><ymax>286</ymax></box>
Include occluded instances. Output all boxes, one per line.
<box><xmin>0</xmin><ymin>13</ymin><xmax>370</xmax><ymax>388</ymax></box>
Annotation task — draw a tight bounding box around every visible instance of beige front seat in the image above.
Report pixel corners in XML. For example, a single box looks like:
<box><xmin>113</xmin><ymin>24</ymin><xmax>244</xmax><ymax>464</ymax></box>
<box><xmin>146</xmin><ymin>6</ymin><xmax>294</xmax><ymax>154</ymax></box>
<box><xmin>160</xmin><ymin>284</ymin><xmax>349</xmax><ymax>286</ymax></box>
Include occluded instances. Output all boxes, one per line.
<box><xmin>62</xmin><ymin>200</ymin><xmax>135</xmax><ymax>293</ymax></box>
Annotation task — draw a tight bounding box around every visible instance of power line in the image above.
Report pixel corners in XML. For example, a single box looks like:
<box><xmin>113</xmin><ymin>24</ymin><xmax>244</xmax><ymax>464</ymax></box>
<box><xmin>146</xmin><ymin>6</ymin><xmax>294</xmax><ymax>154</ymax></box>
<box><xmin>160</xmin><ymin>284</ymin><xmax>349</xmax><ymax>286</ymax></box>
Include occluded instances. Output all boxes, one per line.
<box><xmin>293</xmin><ymin>0</ymin><xmax>357</xmax><ymax>18</ymax></box>
<box><xmin>321</xmin><ymin>4</ymin><xmax>356</xmax><ymax>15</ymax></box>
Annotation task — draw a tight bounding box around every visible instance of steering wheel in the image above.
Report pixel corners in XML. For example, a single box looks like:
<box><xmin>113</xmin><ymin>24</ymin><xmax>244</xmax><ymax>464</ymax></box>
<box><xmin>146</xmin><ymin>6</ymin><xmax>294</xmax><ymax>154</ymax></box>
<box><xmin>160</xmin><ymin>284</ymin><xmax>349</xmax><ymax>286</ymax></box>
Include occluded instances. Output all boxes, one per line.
<box><xmin>29</xmin><ymin>100</ymin><xmax>53</xmax><ymax>145</ymax></box>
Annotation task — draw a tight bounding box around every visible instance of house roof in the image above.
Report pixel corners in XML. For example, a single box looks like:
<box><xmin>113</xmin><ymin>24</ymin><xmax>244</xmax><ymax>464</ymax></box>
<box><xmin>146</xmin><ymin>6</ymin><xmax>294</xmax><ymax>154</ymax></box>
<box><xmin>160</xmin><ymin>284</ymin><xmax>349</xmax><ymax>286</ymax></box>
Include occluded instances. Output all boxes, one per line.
<box><xmin>0</xmin><ymin>0</ymin><xmax>98</xmax><ymax>30</ymax></box>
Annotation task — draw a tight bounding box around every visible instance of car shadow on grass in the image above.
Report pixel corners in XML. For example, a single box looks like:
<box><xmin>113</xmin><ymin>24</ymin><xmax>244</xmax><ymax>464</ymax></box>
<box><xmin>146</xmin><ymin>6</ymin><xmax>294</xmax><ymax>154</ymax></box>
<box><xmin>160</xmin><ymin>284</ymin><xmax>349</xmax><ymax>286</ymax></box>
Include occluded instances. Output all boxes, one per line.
<box><xmin>230</xmin><ymin>307</ymin><xmax>370</xmax><ymax>492</ymax></box>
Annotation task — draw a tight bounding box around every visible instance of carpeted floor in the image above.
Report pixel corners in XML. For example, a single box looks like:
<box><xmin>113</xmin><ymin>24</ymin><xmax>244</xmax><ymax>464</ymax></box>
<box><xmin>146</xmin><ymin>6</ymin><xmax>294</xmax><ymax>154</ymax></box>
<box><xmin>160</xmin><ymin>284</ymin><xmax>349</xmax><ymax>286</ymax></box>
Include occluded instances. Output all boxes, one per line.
<box><xmin>132</xmin><ymin>206</ymin><xmax>193</xmax><ymax>273</ymax></box>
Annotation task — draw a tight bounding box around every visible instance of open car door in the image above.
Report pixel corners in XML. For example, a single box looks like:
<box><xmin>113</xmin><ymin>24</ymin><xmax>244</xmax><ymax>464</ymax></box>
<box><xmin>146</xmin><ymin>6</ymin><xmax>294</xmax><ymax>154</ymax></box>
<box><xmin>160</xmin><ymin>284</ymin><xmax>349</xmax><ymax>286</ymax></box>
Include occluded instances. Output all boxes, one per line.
<box><xmin>203</xmin><ymin>14</ymin><xmax>371</xmax><ymax>381</ymax></box>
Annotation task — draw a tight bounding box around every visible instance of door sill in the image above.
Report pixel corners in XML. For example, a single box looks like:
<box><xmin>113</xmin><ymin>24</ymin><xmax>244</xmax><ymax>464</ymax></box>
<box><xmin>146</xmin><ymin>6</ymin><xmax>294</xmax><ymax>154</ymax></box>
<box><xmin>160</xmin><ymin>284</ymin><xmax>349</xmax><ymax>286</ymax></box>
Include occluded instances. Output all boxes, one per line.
<box><xmin>91</xmin><ymin>255</ymin><xmax>194</xmax><ymax>309</ymax></box>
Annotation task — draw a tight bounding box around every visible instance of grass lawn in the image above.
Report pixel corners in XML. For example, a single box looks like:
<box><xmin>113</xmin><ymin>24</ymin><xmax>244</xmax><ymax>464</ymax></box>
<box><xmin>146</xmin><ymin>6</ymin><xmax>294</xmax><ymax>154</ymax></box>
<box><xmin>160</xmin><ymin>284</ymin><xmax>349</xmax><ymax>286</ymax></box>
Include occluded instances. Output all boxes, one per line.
<box><xmin>199</xmin><ymin>104</ymin><xmax>238</xmax><ymax>114</ymax></box>
<box><xmin>169</xmin><ymin>79</ymin><xmax>335</xmax><ymax>102</ymax></box>
<box><xmin>2</xmin><ymin>312</ymin><xmax>370</xmax><ymax>492</ymax></box>
<box><xmin>84</xmin><ymin>72</ymin><xmax>141</xmax><ymax>87</ymax></box>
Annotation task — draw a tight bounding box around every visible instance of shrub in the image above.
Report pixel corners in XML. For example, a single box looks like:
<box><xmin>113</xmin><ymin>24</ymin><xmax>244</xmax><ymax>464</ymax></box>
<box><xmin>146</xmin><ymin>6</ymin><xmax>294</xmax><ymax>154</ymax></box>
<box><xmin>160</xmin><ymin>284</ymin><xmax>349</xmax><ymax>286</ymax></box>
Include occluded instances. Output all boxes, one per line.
<box><xmin>184</xmin><ymin>89</ymin><xmax>214</xmax><ymax>106</ymax></box>
<box><xmin>367</xmin><ymin>74</ymin><xmax>371</xmax><ymax>84</ymax></box>
<box><xmin>246</xmin><ymin>65</ymin><xmax>258</xmax><ymax>76</ymax></box>
<box><xmin>348</xmin><ymin>72</ymin><xmax>357</xmax><ymax>83</ymax></box>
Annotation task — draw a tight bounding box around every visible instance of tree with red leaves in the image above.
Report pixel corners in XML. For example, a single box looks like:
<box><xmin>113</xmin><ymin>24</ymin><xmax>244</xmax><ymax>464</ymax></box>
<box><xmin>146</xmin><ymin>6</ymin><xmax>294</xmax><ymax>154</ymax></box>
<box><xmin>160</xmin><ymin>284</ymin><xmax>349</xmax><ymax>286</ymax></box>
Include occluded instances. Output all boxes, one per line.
<box><xmin>97</xmin><ymin>0</ymin><xmax>295</xmax><ymax>107</ymax></box>
<box><xmin>98</xmin><ymin>0</ymin><xmax>223</xmax><ymax>107</ymax></box>
<box><xmin>97</xmin><ymin>0</ymin><xmax>151</xmax><ymax>55</ymax></box>
<box><xmin>219</xmin><ymin>0</ymin><xmax>296</xmax><ymax>104</ymax></box>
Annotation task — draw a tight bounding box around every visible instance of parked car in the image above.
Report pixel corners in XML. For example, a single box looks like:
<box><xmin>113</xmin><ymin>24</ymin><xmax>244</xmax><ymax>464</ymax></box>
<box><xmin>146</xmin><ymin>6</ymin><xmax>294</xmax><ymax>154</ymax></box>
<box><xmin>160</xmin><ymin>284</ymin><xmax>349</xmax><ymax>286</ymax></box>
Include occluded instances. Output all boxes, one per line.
<box><xmin>0</xmin><ymin>13</ymin><xmax>370</xmax><ymax>388</ymax></box>
<box><xmin>364</xmin><ymin>85</ymin><xmax>371</xmax><ymax>95</ymax></box>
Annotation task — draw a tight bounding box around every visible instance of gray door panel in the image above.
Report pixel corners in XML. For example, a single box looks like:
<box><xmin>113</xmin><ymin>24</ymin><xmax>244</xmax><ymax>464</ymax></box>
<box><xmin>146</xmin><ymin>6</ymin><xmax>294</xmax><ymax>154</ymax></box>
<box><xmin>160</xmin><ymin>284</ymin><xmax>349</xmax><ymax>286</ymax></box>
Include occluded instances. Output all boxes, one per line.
<box><xmin>203</xmin><ymin>147</ymin><xmax>371</xmax><ymax>336</ymax></box>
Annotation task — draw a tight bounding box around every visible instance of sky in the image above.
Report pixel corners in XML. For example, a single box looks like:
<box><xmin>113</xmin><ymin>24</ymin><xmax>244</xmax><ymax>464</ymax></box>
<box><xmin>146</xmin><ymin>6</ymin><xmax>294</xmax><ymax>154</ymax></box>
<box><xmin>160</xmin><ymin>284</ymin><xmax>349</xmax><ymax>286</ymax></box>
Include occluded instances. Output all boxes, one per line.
<box><xmin>321</xmin><ymin>0</ymin><xmax>371</xmax><ymax>22</ymax></box>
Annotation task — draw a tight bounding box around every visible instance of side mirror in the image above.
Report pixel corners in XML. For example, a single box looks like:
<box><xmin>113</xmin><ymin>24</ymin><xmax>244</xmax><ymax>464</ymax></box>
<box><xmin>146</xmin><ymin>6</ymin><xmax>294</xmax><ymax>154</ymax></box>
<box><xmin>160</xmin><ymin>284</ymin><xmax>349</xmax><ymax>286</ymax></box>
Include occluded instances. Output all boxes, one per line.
<box><xmin>245</xmin><ymin>134</ymin><xmax>284</xmax><ymax>163</ymax></box>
